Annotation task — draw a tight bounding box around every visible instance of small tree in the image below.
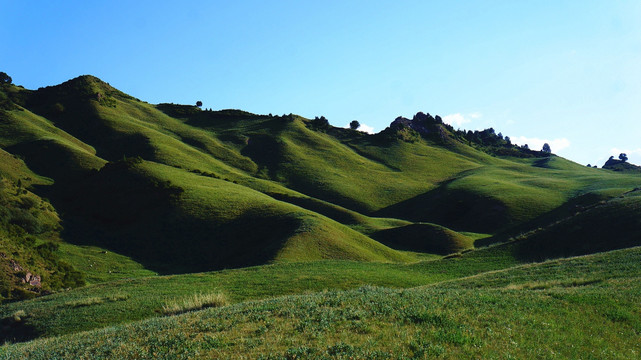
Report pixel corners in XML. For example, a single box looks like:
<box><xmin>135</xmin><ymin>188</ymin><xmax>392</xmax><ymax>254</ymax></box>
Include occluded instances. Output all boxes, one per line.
<box><xmin>542</xmin><ymin>143</ymin><xmax>551</xmax><ymax>153</ymax></box>
<box><xmin>196</xmin><ymin>101</ymin><xmax>203</xmax><ymax>107</ymax></box>
<box><xmin>349</xmin><ymin>120</ymin><xmax>360</xmax><ymax>130</ymax></box>
<box><xmin>619</xmin><ymin>153</ymin><xmax>628</xmax><ymax>162</ymax></box>
<box><xmin>311</xmin><ymin>116</ymin><xmax>330</xmax><ymax>131</ymax></box>
<box><xmin>0</xmin><ymin>72</ymin><xmax>12</xmax><ymax>85</ymax></box>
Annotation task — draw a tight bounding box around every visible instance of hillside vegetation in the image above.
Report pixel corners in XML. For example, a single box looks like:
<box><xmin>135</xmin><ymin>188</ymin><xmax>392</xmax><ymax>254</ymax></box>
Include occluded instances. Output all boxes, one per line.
<box><xmin>1</xmin><ymin>76</ymin><xmax>639</xmax><ymax>272</ymax></box>
<box><xmin>1</xmin><ymin>74</ymin><xmax>640</xmax><ymax>286</ymax></box>
<box><xmin>1</xmin><ymin>74</ymin><xmax>641</xmax><ymax>357</ymax></box>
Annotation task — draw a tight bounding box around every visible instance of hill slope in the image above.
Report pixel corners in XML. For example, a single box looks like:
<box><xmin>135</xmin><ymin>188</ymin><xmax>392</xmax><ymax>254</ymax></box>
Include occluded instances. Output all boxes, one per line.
<box><xmin>1</xmin><ymin>74</ymin><xmax>641</xmax><ymax>289</ymax></box>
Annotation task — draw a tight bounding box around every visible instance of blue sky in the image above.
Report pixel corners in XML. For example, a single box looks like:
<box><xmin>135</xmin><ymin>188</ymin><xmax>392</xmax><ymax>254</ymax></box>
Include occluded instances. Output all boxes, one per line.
<box><xmin>2</xmin><ymin>1</ymin><xmax>640</xmax><ymax>166</ymax></box>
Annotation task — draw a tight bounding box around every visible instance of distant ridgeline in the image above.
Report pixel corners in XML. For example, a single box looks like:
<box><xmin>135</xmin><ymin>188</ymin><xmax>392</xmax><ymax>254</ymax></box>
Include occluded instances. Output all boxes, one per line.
<box><xmin>304</xmin><ymin>111</ymin><xmax>549</xmax><ymax>157</ymax></box>
<box><xmin>157</xmin><ymin>104</ymin><xmax>550</xmax><ymax>158</ymax></box>
<box><xmin>375</xmin><ymin>112</ymin><xmax>550</xmax><ymax>157</ymax></box>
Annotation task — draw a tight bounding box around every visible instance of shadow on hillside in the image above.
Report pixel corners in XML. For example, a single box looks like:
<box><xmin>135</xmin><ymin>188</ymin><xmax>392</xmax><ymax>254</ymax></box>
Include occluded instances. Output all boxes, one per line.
<box><xmin>471</xmin><ymin>191</ymin><xmax>641</xmax><ymax>262</ymax></box>
<box><xmin>25</xmin><ymin>87</ymin><xmax>156</xmax><ymax>162</ymax></box>
<box><xmin>370</xmin><ymin>223</ymin><xmax>472</xmax><ymax>255</ymax></box>
<box><xmin>373</xmin><ymin>181</ymin><xmax>509</xmax><ymax>234</ymax></box>
<box><xmin>509</xmin><ymin>196</ymin><xmax>641</xmax><ymax>262</ymax></box>
<box><xmin>39</xmin><ymin>160</ymin><xmax>301</xmax><ymax>274</ymax></box>
<box><xmin>476</xmin><ymin>193</ymin><xmax>608</xmax><ymax>248</ymax></box>
<box><xmin>0</xmin><ymin>314</ymin><xmax>40</xmax><ymax>344</ymax></box>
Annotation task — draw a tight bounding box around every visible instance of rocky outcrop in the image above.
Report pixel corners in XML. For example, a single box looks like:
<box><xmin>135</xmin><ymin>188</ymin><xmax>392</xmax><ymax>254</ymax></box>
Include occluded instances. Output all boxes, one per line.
<box><xmin>602</xmin><ymin>158</ymin><xmax>641</xmax><ymax>173</ymax></box>
<box><xmin>9</xmin><ymin>259</ymin><xmax>23</xmax><ymax>272</ymax></box>
<box><xmin>21</xmin><ymin>272</ymin><xmax>41</xmax><ymax>287</ymax></box>
<box><xmin>3</xmin><ymin>257</ymin><xmax>43</xmax><ymax>295</ymax></box>
<box><xmin>387</xmin><ymin>112</ymin><xmax>449</xmax><ymax>142</ymax></box>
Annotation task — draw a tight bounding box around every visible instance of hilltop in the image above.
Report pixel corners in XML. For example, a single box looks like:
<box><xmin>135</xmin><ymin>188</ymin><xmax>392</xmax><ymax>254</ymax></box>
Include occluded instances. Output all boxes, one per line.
<box><xmin>603</xmin><ymin>155</ymin><xmax>641</xmax><ymax>173</ymax></box>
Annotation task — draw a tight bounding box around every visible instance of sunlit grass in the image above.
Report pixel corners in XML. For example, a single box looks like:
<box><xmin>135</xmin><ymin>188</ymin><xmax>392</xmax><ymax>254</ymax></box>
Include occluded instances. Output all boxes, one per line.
<box><xmin>3</xmin><ymin>247</ymin><xmax>640</xmax><ymax>359</ymax></box>
<box><xmin>161</xmin><ymin>292</ymin><xmax>229</xmax><ymax>316</ymax></box>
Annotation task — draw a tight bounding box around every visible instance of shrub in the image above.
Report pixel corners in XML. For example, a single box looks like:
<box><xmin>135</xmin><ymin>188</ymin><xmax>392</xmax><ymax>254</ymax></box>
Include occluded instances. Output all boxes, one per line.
<box><xmin>162</xmin><ymin>292</ymin><xmax>229</xmax><ymax>315</ymax></box>
<box><xmin>309</xmin><ymin>116</ymin><xmax>330</xmax><ymax>131</ymax></box>
<box><xmin>0</xmin><ymin>72</ymin><xmax>11</xmax><ymax>85</ymax></box>
<box><xmin>542</xmin><ymin>143</ymin><xmax>551</xmax><ymax>153</ymax></box>
<box><xmin>65</xmin><ymin>297</ymin><xmax>104</xmax><ymax>308</ymax></box>
<box><xmin>12</xmin><ymin>310</ymin><xmax>26</xmax><ymax>322</ymax></box>
<box><xmin>8</xmin><ymin>209</ymin><xmax>42</xmax><ymax>234</ymax></box>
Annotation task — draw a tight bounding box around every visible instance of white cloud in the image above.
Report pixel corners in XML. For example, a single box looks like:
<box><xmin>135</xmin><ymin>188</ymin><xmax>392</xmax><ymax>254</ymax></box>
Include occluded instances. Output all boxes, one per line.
<box><xmin>359</xmin><ymin>123</ymin><xmax>375</xmax><ymax>134</ymax></box>
<box><xmin>443</xmin><ymin>113</ymin><xmax>480</xmax><ymax>127</ymax></box>
<box><xmin>511</xmin><ymin>136</ymin><xmax>571</xmax><ymax>152</ymax></box>
<box><xmin>344</xmin><ymin>122</ymin><xmax>375</xmax><ymax>134</ymax></box>
<box><xmin>609</xmin><ymin>148</ymin><xmax>641</xmax><ymax>157</ymax></box>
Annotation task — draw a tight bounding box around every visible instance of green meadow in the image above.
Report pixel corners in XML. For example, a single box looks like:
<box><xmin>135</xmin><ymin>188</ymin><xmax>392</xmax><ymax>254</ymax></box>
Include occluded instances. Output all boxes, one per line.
<box><xmin>3</xmin><ymin>247</ymin><xmax>640</xmax><ymax>359</ymax></box>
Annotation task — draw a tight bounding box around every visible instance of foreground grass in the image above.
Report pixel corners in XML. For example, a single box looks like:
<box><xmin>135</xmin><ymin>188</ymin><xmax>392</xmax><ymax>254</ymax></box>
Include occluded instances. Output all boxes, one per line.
<box><xmin>2</xmin><ymin>247</ymin><xmax>640</xmax><ymax>359</ymax></box>
<box><xmin>0</xmin><ymin>245</ymin><xmax>517</xmax><ymax>341</ymax></box>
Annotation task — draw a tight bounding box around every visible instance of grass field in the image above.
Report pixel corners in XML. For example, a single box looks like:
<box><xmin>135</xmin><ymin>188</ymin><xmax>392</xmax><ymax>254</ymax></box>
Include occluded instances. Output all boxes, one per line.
<box><xmin>2</xmin><ymin>247</ymin><xmax>639</xmax><ymax>359</ymax></box>
<box><xmin>0</xmin><ymin>244</ymin><xmax>518</xmax><ymax>341</ymax></box>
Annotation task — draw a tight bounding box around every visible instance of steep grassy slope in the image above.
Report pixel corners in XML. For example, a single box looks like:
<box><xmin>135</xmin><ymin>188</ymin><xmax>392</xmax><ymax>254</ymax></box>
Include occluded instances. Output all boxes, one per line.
<box><xmin>0</xmin><ymin>168</ymin><xmax>84</xmax><ymax>302</ymax></box>
<box><xmin>3</xmin><ymin>247</ymin><xmax>639</xmax><ymax>359</ymax></box>
<box><xmin>0</xmin><ymin>106</ymin><xmax>104</xmax><ymax>180</ymax></box>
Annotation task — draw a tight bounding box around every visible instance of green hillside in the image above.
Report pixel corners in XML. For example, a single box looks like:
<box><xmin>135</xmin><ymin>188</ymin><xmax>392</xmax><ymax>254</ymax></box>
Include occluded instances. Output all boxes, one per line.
<box><xmin>2</xmin><ymin>74</ymin><xmax>641</xmax><ymax>358</ymax></box>
<box><xmin>1</xmin><ymin>74</ymin><xmax>640</xmax><ymax>284</ymax></box>
<box><xmin>0</xmin><ymin>154</ymin><xmax>85</xmax><ymax>301</ymax></box>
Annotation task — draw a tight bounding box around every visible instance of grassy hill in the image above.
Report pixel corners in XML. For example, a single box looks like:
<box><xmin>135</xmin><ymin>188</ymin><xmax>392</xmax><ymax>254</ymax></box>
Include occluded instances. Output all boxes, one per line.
<box><xmin>1</xmin><ymin>73</ymin><xmax>640</xmax><ymax>285</ymax></box>
<box><xmin>2</xmin><ymin>74</ymin><xmax>641</xmax><ymax>357</ymax></box>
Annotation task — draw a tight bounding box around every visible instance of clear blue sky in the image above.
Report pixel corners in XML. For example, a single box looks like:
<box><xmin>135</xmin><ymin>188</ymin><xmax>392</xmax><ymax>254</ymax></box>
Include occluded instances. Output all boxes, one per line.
<box><xmin>2</xmin><ymin>1</ymin><xmax>640</xmax><ymax>166</ymax></box>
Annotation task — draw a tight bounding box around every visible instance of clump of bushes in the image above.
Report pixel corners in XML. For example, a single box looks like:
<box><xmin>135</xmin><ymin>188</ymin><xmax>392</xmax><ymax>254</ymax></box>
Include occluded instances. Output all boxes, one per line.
<box><xmin>64</xmin><ymin>293</ymin><xmax>130</xmax><ymax>308</ymax></box>
<box><xmin>162</xmin><ymin>292</ymin><xmax>229</xmax><ymax>316</ymax></box>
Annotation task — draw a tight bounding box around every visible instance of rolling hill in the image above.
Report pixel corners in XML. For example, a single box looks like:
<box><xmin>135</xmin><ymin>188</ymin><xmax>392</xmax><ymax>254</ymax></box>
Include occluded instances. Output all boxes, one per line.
<box><xmin>2</xmin><ymin>74</ymin><xmax>641</xmax><ymax>298</ymax></box>
<box><xmin>1</xmin><ymin>74</ymin><xmax>641</xmax><ymax>358</ymax></box>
